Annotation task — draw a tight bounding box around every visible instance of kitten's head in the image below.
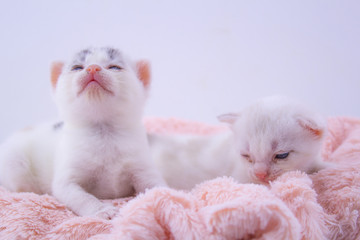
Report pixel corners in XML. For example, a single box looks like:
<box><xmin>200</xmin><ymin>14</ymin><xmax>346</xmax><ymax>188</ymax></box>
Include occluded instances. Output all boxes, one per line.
<box><xmin>219</xmin><ymin>96</ymin><xmax>327</xmax><ymax>184</ymax></box>
<box><xmin>51</xmin><ymin>47</ymin><xmax>150</xmax><ymax>123</ymax></box>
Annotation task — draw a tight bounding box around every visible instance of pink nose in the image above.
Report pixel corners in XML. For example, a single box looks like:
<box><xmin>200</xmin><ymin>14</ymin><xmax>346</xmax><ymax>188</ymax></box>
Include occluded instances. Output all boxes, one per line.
<box><xmin>255</xmin><ymin>172</ymin><xmax>268</xmax><ymax>181</ymax></box>
<box><xmin>86</xmin><ymin>64</ymin><xmax>101</xmax><ymax>74</ymax></box>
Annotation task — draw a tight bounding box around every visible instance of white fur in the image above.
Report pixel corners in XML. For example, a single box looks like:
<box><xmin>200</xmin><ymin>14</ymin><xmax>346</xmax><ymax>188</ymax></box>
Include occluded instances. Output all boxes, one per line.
<box><xmin>149</xmin><ymin>133</ymin><xmax>249</xmax><ymax>190</ymax></box>
<box><xmin>150</xmin><ymin>96</ymin><xmax>329</xmax><ymax>189</ymax></box>
<box><xmin>227</xmin><ymin>96</ymin><xmax>330</xmax><ymax>184</ymax></box>
<box><xmin>0</xmin><ymin>47</ymin><xmax>166</xmax><ymax>219</ymax></box>
<box><xmin>0</xmin><ymin>123</ymin><xmax>58</xmax><ymax>194</ymax></box>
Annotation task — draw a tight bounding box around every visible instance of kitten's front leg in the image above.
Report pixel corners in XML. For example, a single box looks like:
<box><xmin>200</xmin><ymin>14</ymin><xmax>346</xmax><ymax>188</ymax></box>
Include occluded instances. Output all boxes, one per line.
<box><xmin>52</xmin><ymin>175</ymin><xmax>118</xmax><ymax>219</ymax></box>
<box><xmin>130</xmin><ymin>159</ymin><xmax>168</xmax><ymax>193</ymax></box>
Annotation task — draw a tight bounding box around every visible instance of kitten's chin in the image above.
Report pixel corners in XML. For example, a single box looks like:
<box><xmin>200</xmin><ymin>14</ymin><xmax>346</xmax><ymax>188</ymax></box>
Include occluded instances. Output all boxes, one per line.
<box><xmin>250</xmin><ymin>175</ymin><xmax>270</xmax><ymax>184</ymax></box>
<box><xmin>251</xmin><ymin>173</ymin><xmax>280</xmax><ymax>184</ymax></box>
<box><xmin>253</xmin><ymin>178</ymin><xmax>270</xmax><ymax>185</ymax></box>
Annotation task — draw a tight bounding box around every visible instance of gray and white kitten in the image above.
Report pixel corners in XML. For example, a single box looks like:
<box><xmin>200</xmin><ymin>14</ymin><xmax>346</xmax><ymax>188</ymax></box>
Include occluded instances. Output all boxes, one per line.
<box><xmin>0</xmin><ymin>47</ymin><xmax>166</xmax><ymax>219</ymax></box>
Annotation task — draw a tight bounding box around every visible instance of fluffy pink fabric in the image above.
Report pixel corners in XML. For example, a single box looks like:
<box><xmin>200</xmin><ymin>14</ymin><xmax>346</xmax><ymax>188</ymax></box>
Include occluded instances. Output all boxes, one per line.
<box><xmin>0</xmin><ymin>117</ymin><xmax>359</xmax><ymax>240</ymax></box>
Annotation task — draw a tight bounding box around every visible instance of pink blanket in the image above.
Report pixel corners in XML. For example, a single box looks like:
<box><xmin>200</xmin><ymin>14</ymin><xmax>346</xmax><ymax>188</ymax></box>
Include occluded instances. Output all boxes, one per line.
<box><xmin>1</xmin><ymin>117</ymin><xmax>360</xmax><ymax>240</ymax></box>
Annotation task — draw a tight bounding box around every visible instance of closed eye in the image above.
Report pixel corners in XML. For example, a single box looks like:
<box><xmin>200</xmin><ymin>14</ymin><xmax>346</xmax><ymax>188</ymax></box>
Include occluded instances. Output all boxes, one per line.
<box><xmin>241</xmin><ymin>154</ymin><xmax>253</xmax><ymax>163</ymax></box>
<box><xmin>71</xmin><ymin>65</ymin><xmax>84</xmax><ymax>71</ymax></box>
<box><xmin>275</xmin><ymin>152</ymin><xmax>290</xmax><ymax>160</ymax></box>
<box><xmin>108</xmin><ymin>65</ymin><xmax>123</xmax><ymax>70</ymax></box>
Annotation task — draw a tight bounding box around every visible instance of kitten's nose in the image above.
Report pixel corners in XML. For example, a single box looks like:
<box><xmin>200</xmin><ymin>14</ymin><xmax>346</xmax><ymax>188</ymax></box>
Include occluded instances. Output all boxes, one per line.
<box><xmin>255</xmin><ymin>172</ymin><xmax>268</xmax><ymax>181</ymax></box>
<box><xmin>86</xmin><ymin>64</ymin><xmax>101</xmax><ymax>74</ymax></box>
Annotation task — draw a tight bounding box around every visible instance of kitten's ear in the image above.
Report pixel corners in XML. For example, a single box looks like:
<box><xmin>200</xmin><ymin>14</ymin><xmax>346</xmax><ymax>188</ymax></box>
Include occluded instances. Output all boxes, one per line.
<box><xmin>296</xmin><ymin>115</ymin><xmax>325</xmax><ymax>139</ymax></box>
<box><xmin>217</xmin><ymin>113</ymin><xmax>240</xmax><ymax>125</ymax></box>
<box><xmin>136</xmin><ymin>60</ymin><xmax>151</xmax><ymax>89</ymax></box>
<box><xmin>51</xmin><ymin>61</ymin><xmax>64</xmax><ymax>90</ymax></box>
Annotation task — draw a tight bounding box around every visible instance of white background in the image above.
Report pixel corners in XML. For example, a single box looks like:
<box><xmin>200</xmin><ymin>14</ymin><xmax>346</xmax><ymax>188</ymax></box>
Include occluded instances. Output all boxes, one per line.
<box><xmin>0</xmin><ymin>0</ymin><xmax>359</xmax><ymax>140</ymax></box>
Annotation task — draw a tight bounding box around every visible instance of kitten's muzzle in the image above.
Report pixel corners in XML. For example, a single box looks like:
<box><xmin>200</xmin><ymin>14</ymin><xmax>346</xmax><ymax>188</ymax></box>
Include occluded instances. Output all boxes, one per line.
<box><xmin>253</xmin><ymin>163</ymin><xmax>270</xmax><ymax>182</ymax></box>
<box><xmin>77</xmin><ymin>67</ymin><xmax>114</xmax><ymax>96</ymax></box>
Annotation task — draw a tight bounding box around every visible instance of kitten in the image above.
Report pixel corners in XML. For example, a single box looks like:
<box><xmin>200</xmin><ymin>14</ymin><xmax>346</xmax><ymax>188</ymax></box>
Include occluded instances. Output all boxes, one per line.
<box><xmin>0</xmin><ymin>47</ymin><xmax>166</xmax><ymax>219</ymax></box>
<box><xmin>219</xmin><ymin>96</ymin><xmax>330</xmax><ymax>184</ymax></box>
<box><xmin>150</xmin><ymin>96</ymin><xmax>329</xmax><ymax>189</ymax></box>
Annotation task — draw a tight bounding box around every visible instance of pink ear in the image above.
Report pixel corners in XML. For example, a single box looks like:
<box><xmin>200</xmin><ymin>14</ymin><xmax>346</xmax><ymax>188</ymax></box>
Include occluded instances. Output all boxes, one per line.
<box><xmin>136</xmin><ymin>60</ymin><xmax>151</xmax><ymax>88</ymax></box>
<box><xmin>297</xmin><ymin>117</ymin><xmax>324</xmax><ymax>138</ymax></box>
<box><xmin>217</xmin><ymin>113</ymin><xmax>239</xmax><ymax>125</ymax></box>
<box><xmin>51</xmin><ymin>61</ymin><xmax>64</xmax><ymax>90</ymax></box>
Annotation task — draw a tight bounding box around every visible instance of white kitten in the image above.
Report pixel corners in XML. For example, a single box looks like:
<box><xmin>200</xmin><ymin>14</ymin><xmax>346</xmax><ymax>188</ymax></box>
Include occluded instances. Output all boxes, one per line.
<box><xmin>219</xmin><ymin>96</ymin><xmax>330</xmax><ymax>184</ymax></box>
<box><xmin>0</xmin><ymin>47</ymin><xmax>166</xmax><ymax>219</ymax></box>
<box><xmin>150</xmin><ymin>96</ymin><xmax>329</xmax><ymax>189</ymax></box>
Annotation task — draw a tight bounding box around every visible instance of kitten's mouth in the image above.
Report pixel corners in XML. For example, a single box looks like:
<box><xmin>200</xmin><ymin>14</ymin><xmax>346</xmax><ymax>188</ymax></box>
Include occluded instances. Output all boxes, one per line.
<box><xmin>257</xmin><ymin>174</ymin><xmax>278</xmax><ymax>184</ymax></box>
<box><xmin>78</xmin><ymin>76</ymin><xmax>113</xmax><ymax>96</ymax></box>
<box><xmin>252</xmin><ymin>174</ymin><xmax>273</xmax><ymax>184</ymax></box>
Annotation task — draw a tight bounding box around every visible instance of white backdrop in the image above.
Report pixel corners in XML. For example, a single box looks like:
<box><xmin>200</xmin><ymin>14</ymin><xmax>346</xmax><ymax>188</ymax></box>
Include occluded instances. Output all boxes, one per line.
<box><xmin>0</xmin><ymin>0</ymin><xmax>359</xmax><ymax>140</ymax></box>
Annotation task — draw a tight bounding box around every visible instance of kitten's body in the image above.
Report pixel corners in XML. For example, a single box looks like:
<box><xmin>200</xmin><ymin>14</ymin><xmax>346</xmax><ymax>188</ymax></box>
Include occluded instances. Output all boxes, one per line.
<box><xmin>0</xmin><ymin>47</ymin><xmax>166</xmax><ymax>219</ymax></box>
<box><xmin>150</xmin><ymin>96</ymin><xmax>329</xmax><ymax>189</ymax></box>
<box><xmin>0</xmin><ymin>122</ymin><xmax>59</xmax><ymax>194</ymax></box>
<box><xmin>149</xmin><ymin>133</ymin><xmax>248</xmax><ymax>190</ymax></box>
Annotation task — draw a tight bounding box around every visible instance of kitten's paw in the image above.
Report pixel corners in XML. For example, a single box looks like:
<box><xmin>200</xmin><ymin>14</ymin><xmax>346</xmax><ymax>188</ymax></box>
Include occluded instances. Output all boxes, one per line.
<box><xmin>95</xmin><ymin>204</ymin><xmax>118</xmax><ymax>220</ymax></box>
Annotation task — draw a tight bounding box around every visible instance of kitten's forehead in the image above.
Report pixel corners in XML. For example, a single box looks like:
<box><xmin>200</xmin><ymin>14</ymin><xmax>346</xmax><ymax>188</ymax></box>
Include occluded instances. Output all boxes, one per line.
<box><xmin>236</xmin><ymin>110</ymin><xmax>292</xmax><ymax>154</ymax></box>
<box><xmin>71</xmin><ymin>47</ymin><xmax>124</xmax><ymax>65</ymax></box>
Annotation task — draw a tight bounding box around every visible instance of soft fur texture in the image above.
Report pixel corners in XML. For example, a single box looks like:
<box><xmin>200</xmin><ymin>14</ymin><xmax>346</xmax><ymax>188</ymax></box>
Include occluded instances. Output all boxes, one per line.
<box><xmin>0</xmin><ymin>117</ymin><xmax>359</xmax><ymax>240</ymax></box>
<box><xmin>0</xmin><ymin>47</ymin><xmax>166</xmax><ymax>219</ymax></box>
<box><xmin>225</xmin><ymin>96</ymin><xmax>330</xmax><ymax>184</ymax></box>
<box><xmin>149</xmin><ymin>96</ymin><xmax>329</xmax><ymax>189</ymax></box>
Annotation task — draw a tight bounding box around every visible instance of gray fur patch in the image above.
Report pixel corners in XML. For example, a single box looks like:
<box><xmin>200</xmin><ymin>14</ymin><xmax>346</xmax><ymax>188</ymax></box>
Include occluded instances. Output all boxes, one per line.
<box><xmin>105</xmin><ymin>47</ymin><xmax>121</xmax><ymax>60</ymax></box>
<box><xmin>76</xmin><ymin>49</ymin><xmax>92</xmax><ymax>62</ymax></box>
<box><xmin>53</xmin><ymin>122</ymin><xmax>64</xmax><ymax>131</ymax></box>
